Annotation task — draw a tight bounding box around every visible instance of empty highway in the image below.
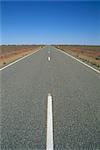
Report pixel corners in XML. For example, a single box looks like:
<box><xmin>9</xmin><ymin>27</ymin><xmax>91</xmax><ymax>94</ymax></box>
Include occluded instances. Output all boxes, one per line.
<box><xmin>1</xmin><ymin>46</ymin><xmax>100</xmax><ymax>150</ymax></box>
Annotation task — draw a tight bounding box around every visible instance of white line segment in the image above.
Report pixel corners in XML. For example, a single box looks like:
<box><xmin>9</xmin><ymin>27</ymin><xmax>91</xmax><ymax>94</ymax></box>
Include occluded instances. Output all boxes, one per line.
<box><xmin>48</xmin><ymin>57</ymin><xmax>51</xmax><ymax>61</ymax></box>
<box><xmin>0</xmin><ymin>49</ymin><xmax>40</xmax><ymax>71</ymax></box>
<box><xmin>46</xmin><ymin>93</ymin><xmax>53</xmax><ymax>150</ymax></box>
<box><xmin>55</xmin><ymin>48</ymin><xmax>100</xmax><ymax>74</ymax></box>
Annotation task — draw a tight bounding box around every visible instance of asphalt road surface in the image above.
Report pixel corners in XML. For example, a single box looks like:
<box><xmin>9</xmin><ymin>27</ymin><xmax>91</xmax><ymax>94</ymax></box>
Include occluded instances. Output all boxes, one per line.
<box><xmin>1</xmin><ymin>46</ymin><xmax>100</xmax><ymax>150</ymax></box>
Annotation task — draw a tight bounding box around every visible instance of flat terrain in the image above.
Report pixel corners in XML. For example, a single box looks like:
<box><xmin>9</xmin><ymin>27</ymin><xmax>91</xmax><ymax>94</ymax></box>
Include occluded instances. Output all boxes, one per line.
<box><xmin>54</xmin><ymin>45</ymin><xmax>100</xmax><ymax>70</ymax></box>
<box><xmin>0</xmin><ymin>45</ymin><xmax>44</xmax><ymax>68</ymax></box>
<box><xmin>1</xmin><ymin>46</ymin><xmax>100</xmax><ymax>150</ymax></box>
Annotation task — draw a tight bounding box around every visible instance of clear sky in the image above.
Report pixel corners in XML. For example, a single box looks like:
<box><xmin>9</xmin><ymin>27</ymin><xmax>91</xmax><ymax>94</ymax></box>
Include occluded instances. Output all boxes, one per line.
<box><xmin>1</xmin><ymin>1</ymin><xmax>100</xmax><ymax>45</ymax></box>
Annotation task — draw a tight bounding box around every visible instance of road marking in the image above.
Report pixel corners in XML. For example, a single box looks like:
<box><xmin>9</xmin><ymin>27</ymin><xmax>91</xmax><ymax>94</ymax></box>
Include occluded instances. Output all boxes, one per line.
<box><xmin>0</xmin><ymin>49</ymin><xmax>40</xmax><ymax>71</ymax></box>
<box><xmin>46</xmin><ymin>93</ymin><xmax>53</xmax><ymax>150</ymax></box>
<box><xmin>48</xmin><ymin>57</ymin><xmax>51</xmax><ymax>61</ymax></box>
<box><xmin>48</xmin><ymin>51</ymin><xmax>50</xmax><ymax>54</ymax></box>
<box><xmin>55</xmin><ymin>48</ymin><xmax>100</xmax><ymax>74</ymax></box>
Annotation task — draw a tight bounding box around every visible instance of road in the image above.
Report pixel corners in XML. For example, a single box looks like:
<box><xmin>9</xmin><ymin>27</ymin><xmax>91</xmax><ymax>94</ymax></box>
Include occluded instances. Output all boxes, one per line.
<box><xmin>1</xmin><ymin>46</ymin><xmax>100</xmax><ymax>150</ymax></box>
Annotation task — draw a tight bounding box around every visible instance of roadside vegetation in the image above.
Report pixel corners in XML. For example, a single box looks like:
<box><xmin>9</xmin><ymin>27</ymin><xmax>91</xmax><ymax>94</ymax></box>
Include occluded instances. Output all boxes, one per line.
<box><xmin>54</xmin><ymin>45</ymin><xmax>100</xmax><ymax>70</ymax></box>
<box><xmin>0</xmin><ymin>45</ymin><xmax>44</xmax><ymax>68</ymax></box>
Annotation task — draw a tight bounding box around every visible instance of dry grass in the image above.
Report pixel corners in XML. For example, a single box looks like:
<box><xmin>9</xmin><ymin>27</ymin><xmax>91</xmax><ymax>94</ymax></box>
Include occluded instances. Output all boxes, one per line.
<box><xmin>0</xmin><ymin>45</ymin><xmax>44</xmax><ymax>68</ymax></box>
<box><xmin>54</xmin><ymin>45</ymin><xmax>100</xmax><ymax>69</ymax></box>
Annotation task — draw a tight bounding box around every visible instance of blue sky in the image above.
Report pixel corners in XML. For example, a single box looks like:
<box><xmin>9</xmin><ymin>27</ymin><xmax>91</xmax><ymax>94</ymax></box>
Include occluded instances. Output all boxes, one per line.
<box><xmin>1</xmin><ymin>1</ymin><xmax>100</xmax><ymax>45</ymax></box>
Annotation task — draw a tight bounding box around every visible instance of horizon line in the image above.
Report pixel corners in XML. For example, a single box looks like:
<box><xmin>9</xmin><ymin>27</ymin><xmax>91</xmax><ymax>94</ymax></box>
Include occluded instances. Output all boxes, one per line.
<box><xmin>0</xmin><ymin>44</ymin><xmax>100</xmax><ymax>46</ymax></box>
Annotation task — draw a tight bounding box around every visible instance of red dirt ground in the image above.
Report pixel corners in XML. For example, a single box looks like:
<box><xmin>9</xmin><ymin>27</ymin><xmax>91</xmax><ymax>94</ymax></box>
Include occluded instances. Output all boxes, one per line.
<box><xmin>0</xmin><ymin>45</ymin><xmax>43</xmax><ymax>68</ymax></box>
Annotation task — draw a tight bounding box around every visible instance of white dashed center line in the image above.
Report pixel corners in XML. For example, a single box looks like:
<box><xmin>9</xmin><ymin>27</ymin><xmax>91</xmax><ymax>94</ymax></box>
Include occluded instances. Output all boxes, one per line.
<box><xmin>48</xmin><ymin>57</ymin><xmax>51</xmax><ymax>61</ymax></box>
<box><xmin>46</xmin><ymin>93</ymin><xmax>54</xmax><ymax>150</ymax></box>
